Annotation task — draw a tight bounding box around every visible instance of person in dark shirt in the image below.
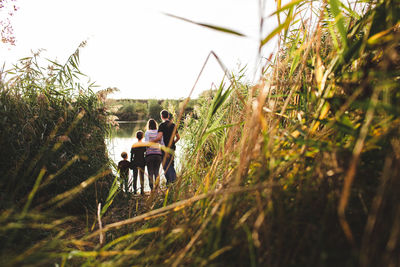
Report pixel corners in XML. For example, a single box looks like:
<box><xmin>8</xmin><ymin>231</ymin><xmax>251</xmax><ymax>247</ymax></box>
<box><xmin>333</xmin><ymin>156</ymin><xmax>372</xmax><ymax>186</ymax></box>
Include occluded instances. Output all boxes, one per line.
<box><xmin>153</xmin><ymin>110</ymin><xmax>180</xmax><ymax>185</ymax></box>
<box><xmin>117</xmin><ymin>152</ymin><xmax>131</xmax><ymax>193</ymax></box>
<box><xmin>130</xmin><ymin>130</ymin><xmax>146</xmax><ymax>195</ymax></box>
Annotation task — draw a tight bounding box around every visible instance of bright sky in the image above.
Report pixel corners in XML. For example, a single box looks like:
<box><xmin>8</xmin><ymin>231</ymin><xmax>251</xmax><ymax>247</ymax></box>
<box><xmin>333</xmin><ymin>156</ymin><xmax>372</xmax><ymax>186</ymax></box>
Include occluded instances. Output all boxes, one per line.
<box><xmin>1</xmin><ymin>0</ymin><xmax>279</xmax><ymax>99</ymax></box>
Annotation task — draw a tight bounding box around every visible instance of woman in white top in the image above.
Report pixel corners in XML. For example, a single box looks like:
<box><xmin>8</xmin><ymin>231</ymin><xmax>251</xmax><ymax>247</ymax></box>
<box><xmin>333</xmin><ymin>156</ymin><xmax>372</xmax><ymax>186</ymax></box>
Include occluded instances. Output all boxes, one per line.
<box><xmin>144</xmin><ymin>119</ymin><xmax>163</xmax><ymax>191</ymax></box>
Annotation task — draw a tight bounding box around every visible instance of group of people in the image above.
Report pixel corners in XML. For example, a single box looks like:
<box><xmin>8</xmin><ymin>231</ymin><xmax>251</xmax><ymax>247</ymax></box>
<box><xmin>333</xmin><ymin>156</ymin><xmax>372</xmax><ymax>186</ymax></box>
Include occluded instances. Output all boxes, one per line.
<box><xmin>117</xmin><ymin>110</ymin><xmax>180</xmax><ymax>195</ymax></box>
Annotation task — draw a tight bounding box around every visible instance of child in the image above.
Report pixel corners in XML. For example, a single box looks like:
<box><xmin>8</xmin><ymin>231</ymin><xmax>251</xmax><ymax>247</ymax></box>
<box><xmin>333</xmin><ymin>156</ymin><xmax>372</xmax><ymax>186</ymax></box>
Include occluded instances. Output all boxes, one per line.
<box><xmin>118</xmin><ymin>152</ymin><xmax>131</xmax><ymax>193</ymax></box>
<box><xmin>130</xmin><ymin>130</ymin><xmax>146</xmax><ymax>195</ymax></box>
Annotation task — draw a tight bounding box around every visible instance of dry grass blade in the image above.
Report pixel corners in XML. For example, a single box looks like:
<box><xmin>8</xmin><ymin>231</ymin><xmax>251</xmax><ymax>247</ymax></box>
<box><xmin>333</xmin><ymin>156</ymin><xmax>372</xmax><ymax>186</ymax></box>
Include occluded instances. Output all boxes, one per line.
<box><xmin>171</xmin><ymin>199</ymin><xmax>223</xmax><ymax>267</ymax></box>
<box><xmin>86</xmin><ymin>182</ymin><xmax>275</xmax><ymax>240</ymax></box>
<box><xmin>39</xmin><ymin>169</ymin><xmax>111</xmax><ymax>210</ymax></box>
<box><xmin>2</xmin><ymin>1</ymin><xmax>400</xmax><ymax>266</ymax></box>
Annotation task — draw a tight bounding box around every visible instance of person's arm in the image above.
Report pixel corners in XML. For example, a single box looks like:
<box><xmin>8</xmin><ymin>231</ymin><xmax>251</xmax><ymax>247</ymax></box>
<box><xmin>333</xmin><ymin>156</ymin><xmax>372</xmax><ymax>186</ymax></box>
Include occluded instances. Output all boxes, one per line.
<box><xmin>174</xmin><ymin>132</ymin><xmax>180</xmax><ymax>143</ymax></box>
<box><xmin>152</xmin><ymin>131</ymin><xmax>163</xmax><ymax>142</ymax></box>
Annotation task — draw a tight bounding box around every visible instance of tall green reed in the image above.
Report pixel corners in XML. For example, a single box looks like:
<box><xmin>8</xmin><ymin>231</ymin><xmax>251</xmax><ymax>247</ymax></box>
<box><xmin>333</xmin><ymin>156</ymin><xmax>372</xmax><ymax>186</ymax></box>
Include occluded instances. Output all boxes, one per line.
<box><xmin>74</xmin><ymin>1</ymin><xmax>400</xmax><ymax>266</ymax></box>
<box><xmin>0</xmin><ymin>45</ymin><xmax>115</xmax><ymax>266</ymax></box>
<box><xmin>2</xmin><ymin>0</ymin><xmax>399</xmax><ymax>266</ymax></box>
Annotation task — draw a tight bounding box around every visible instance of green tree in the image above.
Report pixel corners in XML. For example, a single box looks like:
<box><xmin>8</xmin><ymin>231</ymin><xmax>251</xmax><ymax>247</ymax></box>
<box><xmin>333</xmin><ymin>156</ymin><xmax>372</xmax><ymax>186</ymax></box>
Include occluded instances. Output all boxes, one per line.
<box><xmin>135</xmin><ymin>101</ymin><xmax>147</xmax><ymax>120</ymax></box>
<box><xmin>148</xmin><ymin>99</ymin><xmax>162</xmax><ymax>120</ymax></box>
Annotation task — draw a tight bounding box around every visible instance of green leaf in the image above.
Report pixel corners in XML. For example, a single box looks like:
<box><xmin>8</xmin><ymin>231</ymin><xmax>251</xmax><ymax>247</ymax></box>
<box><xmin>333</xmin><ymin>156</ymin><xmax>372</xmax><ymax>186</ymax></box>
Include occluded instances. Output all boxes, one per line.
<box><xmin>276</xmin><ymin>0</ymin><xmax>282</xmax><ymax>25</ymax></box>
<box><xmin>260</xmin><ymin>11</ymin><xmax>293</xmax><ymax>48</ymax></box>
<box><xmin>204</xmin><ymin>122</ymin><xmax>242</xmax><ymax>137</ymax></box>
<box><xmin>328</xmin><ymin>0</ymin><xmax>348</xmax><ymax>48</ymax></box>
<box><xmin>340</xmin><ymin>1</ymin><xmax>361</xmax><ymax>20</ymax></box>
<box><xmin>269</xmin><ymin>0</ymin><xmax>303</xmax><ymax>17</ymax></box>
<box><xmin>288</xmin><ymin>29</ymin><xmax>303</xmax><ymax>77</ymax></box>
<box><xmin>165</xmin><ymin>13</ymin><xmax>246</xmax><ymax>37</ymax></box>
<box><xmin>101</xmin><ymin>173</ymin><xmax>119</xmax><ymax>217</ymax></box>
<box><xmin>46</xmin><ymin>59</ymin><xmax>63</xmax><ymax>68</ymax></box>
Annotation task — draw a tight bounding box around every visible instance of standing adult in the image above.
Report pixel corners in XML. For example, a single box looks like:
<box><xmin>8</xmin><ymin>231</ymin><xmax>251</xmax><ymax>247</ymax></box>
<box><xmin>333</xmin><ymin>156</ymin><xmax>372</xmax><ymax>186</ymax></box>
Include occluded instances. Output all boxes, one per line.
<box><xmin>144</xmin><ymin>119</ymin><xmax>163</xmax><ymax>191</ymax></box>
<box><xmin>130</xmin><ymin>130</ymin><xmax>146</xmax><ymax>195</ymax></box>
<box><xmin>153</xmin><ymin>110</ymin><xmax>180</xmax><ymax>185</ymax></box>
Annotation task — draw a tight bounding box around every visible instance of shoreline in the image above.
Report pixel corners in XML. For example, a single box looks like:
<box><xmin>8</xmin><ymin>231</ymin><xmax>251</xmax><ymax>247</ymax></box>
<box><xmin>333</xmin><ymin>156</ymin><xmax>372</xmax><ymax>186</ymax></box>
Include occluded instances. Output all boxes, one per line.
<box><xmin>116</xmin><ymin>120</ymin><xmax>147</xmax><ymax>124</ymax></box>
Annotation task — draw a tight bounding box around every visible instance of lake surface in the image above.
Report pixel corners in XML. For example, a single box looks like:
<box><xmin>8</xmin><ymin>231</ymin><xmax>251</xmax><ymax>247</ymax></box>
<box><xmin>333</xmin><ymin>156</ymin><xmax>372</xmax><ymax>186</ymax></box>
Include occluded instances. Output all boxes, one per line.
<box><xmin>107</xmin><ymin>121</ymin><xmax>181</xmax><ymax>193</ymax></box>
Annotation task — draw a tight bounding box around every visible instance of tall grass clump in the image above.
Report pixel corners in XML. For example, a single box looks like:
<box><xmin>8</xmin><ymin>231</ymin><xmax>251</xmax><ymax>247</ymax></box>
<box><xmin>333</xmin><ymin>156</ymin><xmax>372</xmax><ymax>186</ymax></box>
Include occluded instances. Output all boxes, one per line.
<box><xmin>2</xmin><ymin>0</ymin><xmax>399</xmax><ymax>266</ymax></box>
<box><xmin>70</xmin><ymin>1</ymin><xmax>400</xmax><ymax>266</ymax></box>
<box><xmin>0</xmin><ymin>46</ymin><xmax>114</xmax><ymax>266</ymax></box>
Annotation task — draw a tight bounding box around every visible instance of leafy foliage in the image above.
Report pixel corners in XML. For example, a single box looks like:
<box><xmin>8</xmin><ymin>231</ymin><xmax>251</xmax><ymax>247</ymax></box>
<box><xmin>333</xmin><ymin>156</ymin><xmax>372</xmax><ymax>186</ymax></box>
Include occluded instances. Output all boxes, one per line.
<box><xmin>108</xmin><ymin>98</ymin><xmax>195</xmax><ymax>123</ymax></box>
<box><xmin>80</xmin><ymin>1</ymin><xmax>399</xmax><ymax>266</ymax></box>
<box><xmin>0</xmin><ymin>47</ymin><xmax>114</xmax><ymax>265</ymax></box>
<box><xmin>2</xmin><ymin>1</ymin><xmax>400</xmax><ymax>266</ymax></box>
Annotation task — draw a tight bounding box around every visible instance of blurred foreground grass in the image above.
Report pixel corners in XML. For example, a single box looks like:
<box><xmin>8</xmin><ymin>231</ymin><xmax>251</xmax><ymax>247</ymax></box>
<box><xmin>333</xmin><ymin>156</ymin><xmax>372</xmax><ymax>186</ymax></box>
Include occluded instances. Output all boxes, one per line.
<box><xmin>1</xmin><ymin>0</ymin><xmax>400</xmax><ymax>266</ymax></box>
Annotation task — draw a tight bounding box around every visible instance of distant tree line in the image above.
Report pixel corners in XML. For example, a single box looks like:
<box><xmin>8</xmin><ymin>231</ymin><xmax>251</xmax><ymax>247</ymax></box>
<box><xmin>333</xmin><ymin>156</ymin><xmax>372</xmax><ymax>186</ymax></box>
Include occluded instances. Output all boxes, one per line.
<box><xmin>107</xmin><ymin>98</ymin><xmax>198</xmax><ymax>122</ymax></box>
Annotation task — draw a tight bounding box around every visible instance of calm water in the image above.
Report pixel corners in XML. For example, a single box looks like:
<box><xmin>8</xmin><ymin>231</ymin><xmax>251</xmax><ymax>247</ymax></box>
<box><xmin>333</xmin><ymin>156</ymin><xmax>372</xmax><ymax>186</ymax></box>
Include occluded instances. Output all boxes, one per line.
<box><xmin>107</xmin><ymin>121</ymin><xmax>146</xmax><ymax>164</ymax></box>
<box><xmin>107</xmin><ymin>121</ymin><xmax>181</xmax><ymax>192</ymax></box>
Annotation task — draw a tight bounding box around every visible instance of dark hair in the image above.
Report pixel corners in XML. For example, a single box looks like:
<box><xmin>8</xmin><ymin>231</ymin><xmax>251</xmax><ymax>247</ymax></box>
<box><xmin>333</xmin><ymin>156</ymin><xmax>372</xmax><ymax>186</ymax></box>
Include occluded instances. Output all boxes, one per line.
<box><xmin>136</xmin><ymin>130</ymin><xmax>144</xmax><ymax>140</ymax></box>
<box><xmin>160</xmin><ymin>110</ymin><xmax>169</xmax><ymax>119</ymax></box>
<box><xmin>121</xmin><ymin>152</ymin><xmax>128</xmax><ymax>159</ymax></box>
<box><xmin>147</xmin><ymin>119</ymin><xmax>158</xmax><ymax>130</ymax></box>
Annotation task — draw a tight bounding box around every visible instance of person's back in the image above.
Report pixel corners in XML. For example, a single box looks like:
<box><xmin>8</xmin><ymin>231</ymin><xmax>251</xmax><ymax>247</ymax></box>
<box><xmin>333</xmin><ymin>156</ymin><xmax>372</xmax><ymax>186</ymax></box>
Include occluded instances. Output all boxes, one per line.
<box><xmin>156</xmin><ymin>110</ymin><xmax>180</xmax><ymax>185</ymax></box>
<box><xmin>158</xmin><ymin>119</ymin><xmax>177</xmax><ymax>150</ymax></box>
<box><xmin>131</xmin><ymin>145</ymin><xmax>146</xmax><ymax>165</ymax></box>
<box><xmin>144</xmin><ymin>119</ymin><xmax>163</xmax><ymax>191</ymax></box>
<box><xmin>131</xmin><ymin>131</ymin><xmax>146</xmax><ymax>194</ymax></box>
<box><xmin>118</xmin><ymin>153</ymin><xmax>130</xmax><ymax>177</ymax></box>
<box><xmin>131</xmin><ymin>134</ymin><xmax>146</xmax><ymax>168</ymax></box>
<box><xmin>145</xmin><ymin>129</ymin><xmax>163</xmax><ymax>155</ymax></box>
<box><xmin>118</xmin><ymin>152</ymin><xmax>130</xmax><ymax>193</ymax></box>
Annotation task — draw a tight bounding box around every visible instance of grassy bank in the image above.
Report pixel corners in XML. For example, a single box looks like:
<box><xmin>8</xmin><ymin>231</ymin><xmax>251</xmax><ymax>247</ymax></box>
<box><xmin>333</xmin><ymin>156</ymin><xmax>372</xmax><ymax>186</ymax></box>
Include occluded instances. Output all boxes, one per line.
<box><xmin>1</xmin><ymin>0</ymin><xmax>400</xmax><ymax>266</ymax></box>
<box><xmin>91</xmin><ymin>1</ymin><xmax>400</xmax><ymax>266</ymax></box>
<box><xmin>0</xmin><ymin>47</ymin><xmax>114</xmax><ymax>265</ymax></box>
